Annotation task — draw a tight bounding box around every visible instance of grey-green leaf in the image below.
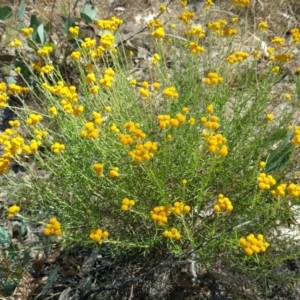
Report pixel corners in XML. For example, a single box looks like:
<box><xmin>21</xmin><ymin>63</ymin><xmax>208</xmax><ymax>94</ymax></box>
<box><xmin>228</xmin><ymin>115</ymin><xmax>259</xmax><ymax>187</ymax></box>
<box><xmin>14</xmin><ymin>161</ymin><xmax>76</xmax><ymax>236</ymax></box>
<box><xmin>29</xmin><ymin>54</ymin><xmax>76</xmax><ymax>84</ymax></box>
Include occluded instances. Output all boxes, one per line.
<box><xmin>80</xmin><ymin>4</ymin><xmax>97</xmax><ymax>23</ymax></box>
<box><xmin>37</xmin><ymin>24</ymin><xmax>45</xmax><ymax>44</ymax></box>
<box><xmin>0</xmin><ymin>226</ymin><xmax>10</xmax><ymax>246</ymax></box>
<box><xmin>17</xmin><ymin>0</ymin><xmax>26</xmax><ymax>19</ymax></box>
<box><xmin>58</xmin><ymin>287</ymin><xmax>71</xmax><ymax>300</ymax></box>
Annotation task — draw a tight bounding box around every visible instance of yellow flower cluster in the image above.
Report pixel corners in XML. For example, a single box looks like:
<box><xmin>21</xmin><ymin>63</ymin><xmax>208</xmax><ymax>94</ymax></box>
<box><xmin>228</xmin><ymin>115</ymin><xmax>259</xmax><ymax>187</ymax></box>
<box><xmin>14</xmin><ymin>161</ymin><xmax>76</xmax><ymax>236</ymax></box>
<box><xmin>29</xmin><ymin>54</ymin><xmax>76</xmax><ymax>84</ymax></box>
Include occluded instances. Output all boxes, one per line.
<box><xmin>275</xmin><ymin>53</ymin><xmax>293</xmax><ymax>62</ymax></box>
<box><xmin>152</xmin><ymin>53</ymin><xmax>161</xmax><ymax>66</ymax></box>
<box><xmin>71</xmin><ymin>51</ymin><xmax>81</xmax><ymax>61</ymax></box>
<box><xmin>208</xmin><ymin>19</ymin><xmax>227</xmax><ymax>35</ymax></box>
<box><xmin>121</xmin><ymin>198</ymin><xmax>135</xmax><ymax>211</ymax></box>
<box><xmin>100</xmin><ymin>33</ymin><xmax>115</xmax><ymax>49</ymax></box>
<box><xmin>43</xmin><ymin>217</ymin><xmax>62</xmax><ymax>236</ymax></box>
<box><xmin>22</xmin><ymin>129</ymin><xmax>47</xmax><ymax>155</ymax></box>
<box><xmin>201</xmin><ymin>105</ymin><xmax>228</xmax><ymax>156</ymax></box>
<box><xmin>86</xmin><ymin>72</ymin><xmax>96</xmax><ymax>83</ymax></box>
<box><xmin>110</xmin><ymin>123</ymin><xmax>120</xmax><ymax>133</ymax></box>
<box><xmin>287</xmin><ymin>183</ymin><xmax>300</xmax><ymax>197</ymax></box>
<box><xmin>93</xmin><ymin>163</ymin><xmax>104</xmax><ymax>176</ymax></box>
<box><xmin>8</xmin><ymin>205</ymin><xmax>20</xmax><ymax>218</ymax></box>
<box><xmin>99</xmin><ymin>68</ymin><xmax>115</xmax><ymax>88</ymax></box>
<box><xmin>159</xmin><ymin>5</ymin><xmax>167</xmax><ymax>12</ymax></box>
<box><xmin>185</xmin><ymin>26</ymin><xmax>205</xmax><ymax>39</ymax></box>
<box><xmin>151</xmin><ymin>27</ymin><xmax>165</xmax><ymax>39</ymax></box>
<box><xmin>204</xmin><ymin>72</ymin><xmax>223</xmax><ymax>85</ymax></box>
<box><xmin>81</xmin><ymin>37</ymin><xmax>96</xmax><ymax>49</ymax></box>
<box><xmin>147</xmin><ymin>19</ymin><xmax>163</xmax><ymax>29</ymax></box>
<box><xmin>271</xmin><ymin>36</ymin><xmax>285</xmax><ymax>45</ymax></box>
<box><xmin>181</xmin><ymin>0</ymin><xmax>187</xmax><ymax>7</ymax></box>
<box><xmin>109</xmin><ymin>167</ymin><xmax>119</xmax><ymax>178</ymax></box>
<box><xmin>8</xmin><ymin>83</ymin><xmax>30</xmax><ymax>95</ymax></box>
<box><xmin>272</xmin><ymin>66</ymin><xmax>280</xmax><ymax>73</ymax></box>
<box><xmin>232</xmin><ymin>0</ymin><xmax>250</xmax><ymax>6</ymax></box>
<box><xmin>292</xmin><ymin>126</ymin><xmax>300</xmax><ymax>145</ymax></box>
<box><xmin>266</xmin><ymin>113</ymin><xmax>274</xmax><ymax>122</ymax></box>
<box><xmin>271</xmin><ymin>184</ymin><xmax>287</xmax><ymax>197</ymax></box>
<box><xmin>189</xmin><ymin>42</ymin><xmax>205</xmax><ymax>54</ymax></box>
<box><xmin>227</xmin><ymin>51</ymin><xmax>249</xmax><ymax>64</ymax></box>
<box><xmin>26</xmin><ymin>114</ymin><xmax>42</xmax><ymax>126</ymax></box>
<box><xmin>124</xmin><ymin>121</ymin><xmax>146</xmax><ymax>141</ymax></box>
<box><xmin>69</xmin><ymin>26</ymin><xmax>79</xmax><ymax>37</ymax></box>
<box><xmin>0</xmin><ymin>123</ymin><xmax>47</xmax><ymax>172</ymax></box>
<box><xmin>172</xmin><ymin>201</ymin><xmax>191</xmax><ymax>215</ymax></box>
<box><xmin>240</xmin><ymin>234</ymin><xmax>269</xmax><ymax>256</ymax></box>
<box><xmin>51</xmin><ymin>142</ymin><xmax>65</xmax><ymax>154</ymax></box>
<box><xmin>163</xmin><ymin>227</ymin><xmax>181</xmax><ymax>239</ymax></box>
<box><xmin>9</xmin><ymin>38</ymin><xmax>22</xmax><ymax>48</ymax></box>
<box><xmin>200</xmin><ymin>115</ymin><xmax>220</xmax><ymax>130</ymax></box>
<box><xmin>205</xmin><ymin>0</ymin><xmax>214</xmax><ymax>11</ymax></box>
<box><xmin>129</xmin><ymin>141</ymin><xmax>158</xmax><ymax>163</ymax></box>
<box><xmin>258</xmin><ymin>21</ymin><xmax>268</xmax><ymax>30</ymax></box>
<box><xmin>21</xmin><ymin>27</ymin><xmax>33</xmax><ymax>37</ymax></box>
<box><xmin>257</xmin><ymin>173</ymin><xmax>276</xmax><ymax>190</ymax></box>
<box><xmin>0</xmin><ymin>82</ymin><xmax>9</xmax><ymax>108</ymax></box>
<box><xmin>291</xmin><ymin>28</ymin><xmax>300</xmax><ymax>44</ymax></box>
<box><xmin>214</xmin><ymin>194</ymin><xmax>233</xmax><ymax>212</ymax></box>
<box><xmin>203</xmin><ymin>132</ymin><xmax>228</xmax><ymax>156</ymax></box>
<box><xmin>40</xmin><ymin>64</ymin><xmax>54</xmax><ymax>75</ymax></box>
<box><xmin>150</xmin><ymin>205</ymin><xmax>171</xmax><ymax>226</ymax></box>
<box><xmin>163</xmin><ymin>86</ymin><xmax>179</xmax><ymax>99</ymax></box>
<box><xmin>42</xmin><ymin>81</ymin><xmax>82</xmax><ymax>116</ymax></box>
<box><xmin>222</xmin><ymin>27</ymin><xmax>238</xmax><ymax>36</ymax></box>
<box><xmin>157</xmin><ymin>113</ymin><xmax>186</xmax><ymax>128</ymax></box>
<box><xmin>36</xmin><ymin>129</ymin><xmax>48</xmax><ymax>139</ymax></box>
<box><xmin>81</xmin><ymin>122</ymin><xmax>100</xmax><ymax>139</ymax></box>
<box><xmin>97</xmin><ymin>17</ymin><xmax>123</xmax><ymax>31</ymax></box>
<box><xmin>119</xmin><ymin>133</ymin><xmax>133</xmax><ymax>145</ymax></box>
<box><xmin>179</xmin><ymin>11</ymin><xmax>195</xmax><ymax>25</ymax></box>
<box><xmin>9</xmin><ymin>120</ymin><xmax>20</xmax><ymax>128</ymax></box>
<box><xmin>90</xmin><ymin>228</ymin><xmax>109</xmax><ymax>243</ymax></box>
<box><xmin>37</xmin><ymin>46</ymin><xmax>53</xmax><ymax>56</ymax></box>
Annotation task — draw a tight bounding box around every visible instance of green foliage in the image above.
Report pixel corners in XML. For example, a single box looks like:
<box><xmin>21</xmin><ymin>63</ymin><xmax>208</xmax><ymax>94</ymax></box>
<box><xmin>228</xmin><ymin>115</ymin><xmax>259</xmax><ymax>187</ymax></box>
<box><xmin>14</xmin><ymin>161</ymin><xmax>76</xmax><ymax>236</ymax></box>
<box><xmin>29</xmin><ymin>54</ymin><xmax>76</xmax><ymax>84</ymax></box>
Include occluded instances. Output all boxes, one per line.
<box><xmin>0</xmin><ymin>6</ymin><xmax>12</xmax><ymax>20</ymax></box>
<box><xmin>0</xmin><ymin>227</ymin><xmax>10</xmax><ymax>246</ymax></box>
<box><xmin>81</xmin><ymin>4</ymin><xmax>97</xmax><ymax>23</ymax></box>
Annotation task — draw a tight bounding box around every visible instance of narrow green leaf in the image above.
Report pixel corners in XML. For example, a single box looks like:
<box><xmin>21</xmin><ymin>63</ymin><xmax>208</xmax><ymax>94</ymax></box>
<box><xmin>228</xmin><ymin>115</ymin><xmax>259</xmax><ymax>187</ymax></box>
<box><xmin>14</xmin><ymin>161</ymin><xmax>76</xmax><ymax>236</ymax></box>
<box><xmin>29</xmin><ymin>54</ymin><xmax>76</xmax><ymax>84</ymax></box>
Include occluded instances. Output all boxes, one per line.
<box><xmin>20</xmin><ymin>219</ymin><xmax>28</xmax><ymax>237</ymax></box>
<box><xmin>38</xmin><ymin>265</ymin><xmax>59</xmax><ymax>296</ymax></box>
<box><xmin>22</xmin><ymin>251</ymin><xmax>31</xmax><ymax>268</ymax></box>
<box><xmin>4</xmin><ymin>279</ymin><xmax>18</xmax><ymax>296</ymax></box>
<box><xmin>15</xmin><ymin>60</ymin><xmax>31</xmax><ymax>77</ymax></box>
<box><xmin>44</xmin><ymin>22</ymin><xmax>52</xmax><ymax>33</ymax></box>
<box><xmin>265</xmin><ymin>129</ymin><xmax>294</xmax><ymax>173</ymax></box>
<box><xmin>296</xmin><ymin>76</ymin><xmax>300</xmax><ymax>98</ymax></box>
<box><xmin>0</xmin><ymin>6</ymin><xmax>12</xmax><ymax>20</ymax></box>
<box><xmin>17</xmin><ymin>0</ymin><xmax>26</xmax><ymax>19</ymax></box>
<box><xmin>26</xmin><ymin>38</ymin><xmax>38</xmax><ymax>50</ymax></box>
<box><xmin>0</xmin><ymin>226</ymin><xmax>10</xmax><ymax>246</ymax></box>
<box><xmin>30</xmin><ymin>15</ymin><xmax>41</xmax><ymax>29</ymax></box>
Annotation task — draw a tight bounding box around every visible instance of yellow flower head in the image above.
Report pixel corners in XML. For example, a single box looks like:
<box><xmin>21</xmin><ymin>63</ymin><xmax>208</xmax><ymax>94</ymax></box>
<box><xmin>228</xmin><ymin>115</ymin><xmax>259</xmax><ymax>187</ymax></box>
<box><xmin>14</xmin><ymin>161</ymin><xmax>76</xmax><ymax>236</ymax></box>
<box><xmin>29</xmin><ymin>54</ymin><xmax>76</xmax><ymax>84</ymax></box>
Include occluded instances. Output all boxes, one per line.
<box><xmin>8</xmin><ymin>205</ymin><xmax>20</xmax><ymax>218</ymax></box>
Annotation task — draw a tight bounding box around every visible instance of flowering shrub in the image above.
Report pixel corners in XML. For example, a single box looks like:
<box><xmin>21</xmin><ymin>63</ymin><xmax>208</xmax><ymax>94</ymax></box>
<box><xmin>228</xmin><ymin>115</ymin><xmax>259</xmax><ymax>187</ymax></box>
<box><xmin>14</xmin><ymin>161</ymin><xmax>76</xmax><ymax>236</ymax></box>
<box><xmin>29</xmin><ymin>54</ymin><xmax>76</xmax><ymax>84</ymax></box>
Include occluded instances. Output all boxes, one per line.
<box><xmin>1</xmin><ymin>0</ymin><xmax>300</xmax><ymax>293</ymax></box>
